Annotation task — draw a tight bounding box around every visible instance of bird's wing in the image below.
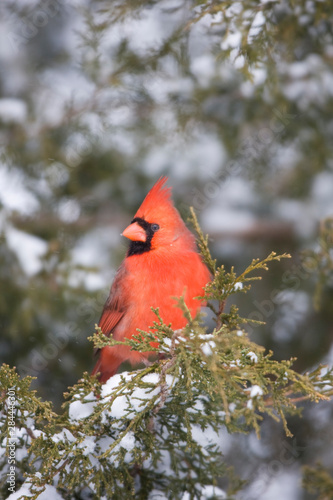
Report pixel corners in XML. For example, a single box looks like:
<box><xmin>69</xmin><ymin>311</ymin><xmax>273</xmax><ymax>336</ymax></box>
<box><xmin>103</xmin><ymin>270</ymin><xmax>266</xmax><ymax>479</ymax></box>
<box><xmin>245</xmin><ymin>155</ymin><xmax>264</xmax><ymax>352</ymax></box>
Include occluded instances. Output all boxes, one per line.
<box><xmin>93</xmin><ymin>265</ymin><xmax>127</xmax><ymax>356</ymax></box>
<box><xmin>98</xmin><ymin>302</ymin><xmax>124</xmax><ymax>336</ymax></box>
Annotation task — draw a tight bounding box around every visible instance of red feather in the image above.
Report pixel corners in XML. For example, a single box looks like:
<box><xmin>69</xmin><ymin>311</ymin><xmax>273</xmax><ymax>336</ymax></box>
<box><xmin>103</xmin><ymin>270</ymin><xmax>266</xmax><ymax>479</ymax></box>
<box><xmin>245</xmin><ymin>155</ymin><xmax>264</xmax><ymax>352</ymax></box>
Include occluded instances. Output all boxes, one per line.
<box><xmin>92</xmin><ymin>177</ymin><xmax>211</xmax><ymax>383</ymax></box>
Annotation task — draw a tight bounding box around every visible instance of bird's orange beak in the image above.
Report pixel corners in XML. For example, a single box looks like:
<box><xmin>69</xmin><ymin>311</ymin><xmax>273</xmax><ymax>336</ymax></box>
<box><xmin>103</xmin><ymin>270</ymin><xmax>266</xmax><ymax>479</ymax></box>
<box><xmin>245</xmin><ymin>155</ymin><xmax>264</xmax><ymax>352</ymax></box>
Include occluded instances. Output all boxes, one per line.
<box><xmin>122</xmin><ymin>222</ymin><xmax>146</xmax><ymax>242</ymax></box>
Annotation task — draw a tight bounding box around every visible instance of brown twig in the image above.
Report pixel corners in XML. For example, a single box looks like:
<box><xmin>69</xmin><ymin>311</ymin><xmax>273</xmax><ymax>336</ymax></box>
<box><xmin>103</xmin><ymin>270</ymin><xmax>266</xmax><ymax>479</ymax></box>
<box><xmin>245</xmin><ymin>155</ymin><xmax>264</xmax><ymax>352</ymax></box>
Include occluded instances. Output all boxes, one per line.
<box><xmin>25</xmin><ymin>427</ymin><xmax>37</xmax><ymax>440</ymax></box>
<box><xmin>216</xmin><ymin>300</ymin><xmax>226</xmax><ymax>329</ymax></box>
<box><xmin>148</xmin><ymin>329</ymin><xmax>183</xmax><ymax>432</ymax></box>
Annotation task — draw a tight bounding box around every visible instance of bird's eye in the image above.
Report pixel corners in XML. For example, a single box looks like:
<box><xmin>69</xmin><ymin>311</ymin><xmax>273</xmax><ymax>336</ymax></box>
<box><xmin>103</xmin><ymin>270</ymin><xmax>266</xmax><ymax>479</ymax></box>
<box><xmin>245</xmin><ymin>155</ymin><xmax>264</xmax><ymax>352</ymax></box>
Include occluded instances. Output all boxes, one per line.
<box><xmin>151</xmin><ymin>223</ymin><xmax>160</xmax><ymax>232</ymax></box>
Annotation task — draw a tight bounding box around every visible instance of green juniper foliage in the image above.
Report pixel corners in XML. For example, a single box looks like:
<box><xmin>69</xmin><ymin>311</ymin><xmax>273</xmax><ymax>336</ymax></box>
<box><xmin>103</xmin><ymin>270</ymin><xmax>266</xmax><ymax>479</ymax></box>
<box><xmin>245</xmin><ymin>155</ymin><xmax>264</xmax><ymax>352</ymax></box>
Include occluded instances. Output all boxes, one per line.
<box><xmin>1</xmin><ymin>213</ymin><xmax>333</xmax><ymax>499</ymax></box>
<box><xmin>303</xmin><ymin>463</ymin><xmax>333</xmax><ymax>500</ymax></box>
<box><xmin>301</xmin><ymin>217</ymin><xmax>333</xmax><ymax>311</ymax></box>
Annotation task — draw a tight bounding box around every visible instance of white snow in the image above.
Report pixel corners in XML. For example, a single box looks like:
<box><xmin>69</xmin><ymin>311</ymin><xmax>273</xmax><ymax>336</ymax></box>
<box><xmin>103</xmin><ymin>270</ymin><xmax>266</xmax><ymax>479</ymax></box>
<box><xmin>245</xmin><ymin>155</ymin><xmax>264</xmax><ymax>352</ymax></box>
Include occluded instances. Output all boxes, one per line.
<box><xmin>72</xmin><ymin>228</ymin><xmax>121</xmax><ymax>267</ymax></box>
<box><xmin>225</xmin><ymin>3</ymin><xmax>243</xmax><ymax>17</ymax></box>
<box><xmin>0</xmin><ymin>166</ymin><xmax>39</xmax><ymax>215</ymax></box>
<box><xmin>229</xmin><ymin>359</ymin><xmax>242</xmax><ymax>368</ymax></box>
<box><xmin>52</xmin><ymin>429</ymin><xmax>75</xmax><ymax>444</ymax></box>
<box><xmin>287</xmin><ymin>61</ymin><xmax>310</xmax><ymax>79</ymax></box>
<box><xmin>247</xmin><ymin>384</ymin><xmax>264</xmax><ymax>409</ymax></box>
<box><xmin>233</xmin><ymin>52</ymin><xmax>246</xmax><ymax>69</ymax></box>
<box><xmin>0</xmin><ymin>98</ymin><xmax>27</xmax><ymax>124</ymax></box>
<box><xmin>106</xmin><ymin>105</ymin><xmax>134</xmax><ymax>127</ymax></box>
<box><xmin>145</xmin><ymin>75</ymin><xmax>194</xmax><ymax>105</ymax></box>
<box><xmin>191</xmin><ymin>54</ymin><xmax>216</xmax><ymax>87</ymax></box>
<box><xmin>247</xmin><ymin>351</ymin><xmax>258</xmax><ymax>363</ymax></box>
<box><xmin>143</xmin><ymin>130</ymin><xmax>225</xmax><ymax>181</ymax></box>
<box><xmin>234</xmin><ymin>282</ymin><xmax>243</xmax><ymax>291</ymax></box>
<box><xmin>102</xmin><ymin>4</ymin><xmax>181</xmax><ymax>58</ymax></box>
<box><xmin>311</xmin><ymin>172</ymin><xmax>333</xmax><ymax>217</ymax></box>
<box><xmin>182</xmin><ymin>484</ymin><xmax>226</xmax><ymax>499</ymax></box>
<box><xmin>37</xmin><ymin>69</ymin><xmax>96</xmax><ymax>127</ymax></box>
<box><xmin>190</xmin><ymin>424</ymin><xmax>222</xmax><ymax>454</ymax></box>
<box><xmin>251</xmin><ymin>65</ymin><xmax>267</xmax><ymax>86</ymax></box>
<box><xmin>248</xmin><ymin>11</ymin><xmax>265</xmax><ymax>40</ymax></box>
<box><xmin>101</xmin><ymin>372</ymin><xmax>175</xmax><ymax>419</ymax></box>
<box><xmin>201</xmin><ymin>340</ymin><xmax>216</xmax><ymax>356</ymax></box>
<box><xmin>6</xmin><ymin>226</ymin><xmax>48</xmax><ymax>276</ymax></box>
<box><xmin>249</xmin><ymin>385</ymin><xmax>264</xmax><ymax>398</ymax></box>
<box><xmin>258</xmin><ymin>470</ymin><xmax>301</xmax><ymax>500</ymax></box>
<box><xmin>149</xmin><ymin>490</ymin><xmax>168</xmax><ymax>499</ymax></box>
<box><xmin>186</xmin><ymin>398</ymin><xmax>206</xmax><ymax>414</ymax></box>
<box><xmin>78</xmin><ymin>436</ymin><xmax>96</xmax><ymax>456</ymax></box>
<box><xmin>45</xmin><ymin>163</ymin><xmax>69</xmax><ymax>188</ymax></box>
<box><xmin>247</xmin><ymin>399</ymin><xmax>253</xmax><ymax>409</ymax></box>
<box><xmin>272</xmin><ymin>291</ymin><xmax>311</xmax><ymax>342</ymax></box>
<box><xmin>221</xmin><ymin>30</ymin><xmax>242</xmax><ymax>51</ymax></box>
<box><xmin>113</xmin><ymin>430</ymin><xmax>136</xmax><ymax>455</ymax></box>
<box><xmin>69</xmin><ymin>393</ymin><xmax>97</xmax><ymax>421</ymax></box>
<box><xmin>57</xmin><ymin>198</ymin><xmax>81</xmax><ymax>223</ymax></box>
<box><xmin>274</xmin><ymin>199</ymin><xmax>315</xmax><ymax>239</ymax></box>
<box><xmin>202</xmin><ymin>207</ymin><xmax>256</xmax><ymax>233</ymax></box>
<box><xmin>8</xmin><ymin>483</ymin><xmax>64</xmax><ymax>500</ymax></box>
<box><xmin>198</xmin><ymin>485</ymin><xmax>226</xmax><ymax>499</ymax></box>
<box><xmin>69</xmin><ymin>228</ymin><xmax>119</xmax><ymax>290</ymax></box>
<box><xmin>101</xmin><ymin>372</ymin><xmax>137</xmax><ymax>401</ymax></box>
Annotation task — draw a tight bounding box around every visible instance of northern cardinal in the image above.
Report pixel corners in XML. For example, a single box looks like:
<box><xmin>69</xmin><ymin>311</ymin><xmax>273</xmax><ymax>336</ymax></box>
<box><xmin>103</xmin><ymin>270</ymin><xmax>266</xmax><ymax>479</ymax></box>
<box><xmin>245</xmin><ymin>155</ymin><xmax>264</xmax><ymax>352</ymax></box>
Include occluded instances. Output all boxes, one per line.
<box><xmin>92</xmin><ymin>177</ymin><xmax>211</xmax><ymax>383</ymax></box>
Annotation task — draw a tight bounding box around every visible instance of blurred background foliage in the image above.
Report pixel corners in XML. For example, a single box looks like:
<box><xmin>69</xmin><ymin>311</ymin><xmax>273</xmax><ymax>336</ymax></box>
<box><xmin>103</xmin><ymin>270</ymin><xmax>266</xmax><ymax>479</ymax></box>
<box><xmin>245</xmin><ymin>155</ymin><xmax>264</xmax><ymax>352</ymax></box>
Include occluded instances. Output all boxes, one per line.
<box><xmin>0</xmin><ymin>0</ymin><xmax>332</xmax><ymax>498</ymax></box>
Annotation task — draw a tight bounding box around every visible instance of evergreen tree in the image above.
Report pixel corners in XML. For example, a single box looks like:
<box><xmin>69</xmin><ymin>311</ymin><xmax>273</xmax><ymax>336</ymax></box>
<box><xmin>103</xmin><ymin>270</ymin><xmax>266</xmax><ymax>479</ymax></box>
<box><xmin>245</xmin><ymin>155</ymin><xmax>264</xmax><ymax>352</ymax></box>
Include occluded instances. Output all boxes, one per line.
<box><xmin>1</xmin><ymin>0</ymin><xmax>333</xmax><ymax>498</ymax></box>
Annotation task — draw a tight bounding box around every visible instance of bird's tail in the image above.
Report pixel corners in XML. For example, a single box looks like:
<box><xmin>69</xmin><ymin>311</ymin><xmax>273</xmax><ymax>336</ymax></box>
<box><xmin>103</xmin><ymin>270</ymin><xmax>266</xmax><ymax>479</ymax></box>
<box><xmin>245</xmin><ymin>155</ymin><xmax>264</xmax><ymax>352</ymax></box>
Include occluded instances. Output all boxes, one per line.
<box><xmin>92</xmin><ymin>352</ymin><xmax>122</xmax><ymax>384</ymax></box>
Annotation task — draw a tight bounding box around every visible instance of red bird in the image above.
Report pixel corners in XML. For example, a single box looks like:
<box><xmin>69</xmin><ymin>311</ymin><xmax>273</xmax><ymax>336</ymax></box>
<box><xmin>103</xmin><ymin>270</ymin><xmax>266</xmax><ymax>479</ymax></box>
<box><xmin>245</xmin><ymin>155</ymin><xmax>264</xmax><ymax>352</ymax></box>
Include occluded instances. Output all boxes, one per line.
<box><xmin>92</xmin><ymin>177</ymin><xmax>211</xmax><ymax>383</ymax></box>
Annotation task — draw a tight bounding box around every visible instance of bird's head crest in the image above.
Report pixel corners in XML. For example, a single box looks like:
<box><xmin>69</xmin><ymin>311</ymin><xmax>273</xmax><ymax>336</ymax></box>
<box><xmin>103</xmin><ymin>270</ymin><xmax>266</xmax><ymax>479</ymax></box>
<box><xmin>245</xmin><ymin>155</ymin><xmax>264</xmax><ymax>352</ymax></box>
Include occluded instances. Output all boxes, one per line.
<box><xmin>134</xmin><ymin>177</ymin><xmax>173</xmax><ymax>220</ymax></box>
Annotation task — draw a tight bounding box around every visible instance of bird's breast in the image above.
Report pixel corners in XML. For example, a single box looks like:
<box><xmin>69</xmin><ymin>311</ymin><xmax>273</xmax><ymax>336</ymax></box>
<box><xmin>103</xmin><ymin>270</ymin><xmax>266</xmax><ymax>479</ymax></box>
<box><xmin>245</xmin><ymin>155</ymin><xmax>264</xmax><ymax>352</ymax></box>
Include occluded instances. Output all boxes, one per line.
<box><xmin>123</xmin><ymin>249</ymin><xmax>209</xmax><ymax>330</ymax></box>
